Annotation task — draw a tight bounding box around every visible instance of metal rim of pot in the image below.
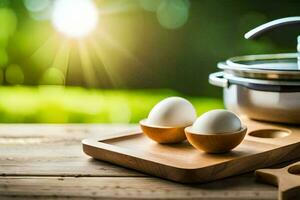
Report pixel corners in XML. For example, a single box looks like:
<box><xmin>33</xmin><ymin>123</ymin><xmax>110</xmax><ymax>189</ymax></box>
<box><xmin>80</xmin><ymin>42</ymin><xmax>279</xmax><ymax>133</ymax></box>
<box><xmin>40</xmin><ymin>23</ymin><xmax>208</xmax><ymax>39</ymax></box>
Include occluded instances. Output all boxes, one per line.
<box><xmin>218</xmin><ymin>53</ymin><xmax>300</xmax><ymax>80</ymax></box>
<box><xmin>209</xmin><ymin>71</ymin><xmax>300</xmax><ymax>92</ymax></box>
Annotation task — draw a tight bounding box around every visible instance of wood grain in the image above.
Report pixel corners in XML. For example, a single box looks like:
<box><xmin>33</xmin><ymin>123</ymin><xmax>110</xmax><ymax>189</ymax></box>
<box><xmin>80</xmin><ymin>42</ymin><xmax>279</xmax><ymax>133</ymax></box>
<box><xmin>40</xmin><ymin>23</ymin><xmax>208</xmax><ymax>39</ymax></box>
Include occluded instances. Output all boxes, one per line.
<box><xmin>0</xmin><ymin>123</ymin><xmax>296</xmax><ymax>199</ymax></box>
<box><xmin>0</xmin><ymin>157</ymin><xmax>144</xmax><ymax>177</ymax></box>
<box><xmin>82</xmin><ymin>118</ymin><xmax>300</xmax><ymax>183</ymax></box>
<box><xmin>0</xmin><ymin>176</ymin><xmax>276</xmax><ymax>200</ymax></box>
<box><xmin>256</xmin><ymin>161</ymin><xmax>300</xmax><ymax>200</ymax></box>
<box><xmin>0</xmin><ymin>124</ymin><xmax>141</xmax><ymax>177</ymax></box>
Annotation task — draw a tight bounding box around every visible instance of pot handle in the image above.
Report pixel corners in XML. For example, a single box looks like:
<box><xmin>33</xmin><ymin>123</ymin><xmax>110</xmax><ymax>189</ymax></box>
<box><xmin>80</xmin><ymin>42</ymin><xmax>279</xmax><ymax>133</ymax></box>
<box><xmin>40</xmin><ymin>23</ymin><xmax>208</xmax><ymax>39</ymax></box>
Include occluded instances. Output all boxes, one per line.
<box><xmin>244</xmin><ymin>16</ymin><xmax>300</xmax><ymax>39</ymax></box>
<box><xmin>209</xmin><ymin>72</ymin><xmax>228</xmax><ymax>88</ymax></box>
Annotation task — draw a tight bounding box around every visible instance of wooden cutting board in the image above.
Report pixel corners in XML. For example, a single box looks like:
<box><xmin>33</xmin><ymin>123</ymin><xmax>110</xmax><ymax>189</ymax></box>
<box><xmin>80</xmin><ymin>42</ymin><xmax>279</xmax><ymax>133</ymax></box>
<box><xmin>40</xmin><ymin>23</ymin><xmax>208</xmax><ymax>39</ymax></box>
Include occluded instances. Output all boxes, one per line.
<box><xmin>82</xmin><ymin>118</ymin><xmax>300</xmax><ymax>183</ymax></box>
<box><xmin>256</xmin><ymin>161</ymin><xmax>300</xmax><ymax>200</ymax></box>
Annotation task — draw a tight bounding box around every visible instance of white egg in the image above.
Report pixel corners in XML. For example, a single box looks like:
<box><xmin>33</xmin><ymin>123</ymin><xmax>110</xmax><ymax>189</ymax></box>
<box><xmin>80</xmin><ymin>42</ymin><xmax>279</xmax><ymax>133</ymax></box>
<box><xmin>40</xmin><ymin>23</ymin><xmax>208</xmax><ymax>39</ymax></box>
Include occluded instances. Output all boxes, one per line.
<box><xmin>191</xmin><ymin>109</ymin><xmax>241</xmax><ymax>134</ymax></box>
<box><xmin>147</xmin><ymin>97</ymin><xmax>197</xmax><ymax>127</ymax></box>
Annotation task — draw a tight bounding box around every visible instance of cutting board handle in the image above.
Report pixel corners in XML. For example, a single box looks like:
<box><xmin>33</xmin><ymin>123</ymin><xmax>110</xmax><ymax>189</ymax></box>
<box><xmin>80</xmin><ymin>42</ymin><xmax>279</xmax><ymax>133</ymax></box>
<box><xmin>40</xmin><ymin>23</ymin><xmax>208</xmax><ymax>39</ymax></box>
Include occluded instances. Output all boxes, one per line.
<box><xmin>256</xmin><ymin>161</ymin><xmax>300</xmax><ymax>200</ymax></box>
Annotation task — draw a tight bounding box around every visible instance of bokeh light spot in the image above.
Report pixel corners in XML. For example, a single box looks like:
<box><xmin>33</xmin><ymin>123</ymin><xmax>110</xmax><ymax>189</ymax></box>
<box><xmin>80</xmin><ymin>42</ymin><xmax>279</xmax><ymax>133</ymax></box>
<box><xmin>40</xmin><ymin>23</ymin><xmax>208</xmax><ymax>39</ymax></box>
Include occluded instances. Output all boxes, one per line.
<box><xmin>40</xmin><ymin>68</ymin><xmax>65</xmax><ymax>85</ymax></box>
<box><xmin>24</xmin><ymin>0</ymin><xmax>50</xmax><ymax>12</ymax></box>
<box><xmin>52</xmin><ymin>0</ymin><xmax>99</xmax><ymax>38</ymax></box>
<box><xmin>157</xmin><ymin>0</ymin><xmax>189</xmax><ymax>29</ymax></box>
<box><xmin>0</xmin><ymin>8</ymin><xmax>17</xmax><ymax>40</ymax></box>
<box><xmin>5</xmin><ymin>64</ymin><xmax>24</xmax><ymax>84</ymax></box>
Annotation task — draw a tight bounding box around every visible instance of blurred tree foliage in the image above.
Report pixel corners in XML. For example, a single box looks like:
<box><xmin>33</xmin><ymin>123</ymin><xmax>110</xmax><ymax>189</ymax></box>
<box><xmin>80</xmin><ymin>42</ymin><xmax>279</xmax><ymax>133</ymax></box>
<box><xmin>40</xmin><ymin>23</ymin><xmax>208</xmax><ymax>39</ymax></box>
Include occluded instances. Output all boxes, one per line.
<box><xmin>0</xmin><ymin>0</ymin><xmax>298</xmax><ymax>98</ymax></box>
<box><xmin>0</xmin><ymin>86</ymin><xmax>223</xmax><ymax>123</ymax></box>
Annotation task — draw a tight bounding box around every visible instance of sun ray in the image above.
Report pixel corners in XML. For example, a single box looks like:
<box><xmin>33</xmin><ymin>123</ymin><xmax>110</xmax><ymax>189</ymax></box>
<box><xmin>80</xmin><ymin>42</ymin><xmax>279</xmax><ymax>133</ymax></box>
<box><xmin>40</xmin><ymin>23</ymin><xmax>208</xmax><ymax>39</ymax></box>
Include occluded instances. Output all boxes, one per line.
<box><xmin>37</xmin><ymin>39</ymin><xmax>72</xmax><ymax>85</ymax></box>
<box><xmin>28</xmin><ymin>33</ymin><xmax>57</xmax><ymax>63</ymax></box>
<box><xmin>88</xmin><ymin>37</ymin><xmax>119</xmax><ymax>87</ymax></box>
<box><xmin>51</xmin><ymin>39</ymin><xmax>71</xmax><ymax>76</ymax></box>
<box><xmin>77</xmin><ymin>40</ymin><xmax>98</xmax><ymax>87</ymax></box>
<box><xmin>95</xmin><ymin>30</ymin><xmax>142</xmax><ymax>66</ymax></box>
<box><xmin>43</xmin><ymin>39</ymin><xmax>72</xmax><ymax>85</ymax></box>
<box><xmin>94</xmin><ymin>29</ymin><xmax>153</xmax><ymax>79</ymax></box>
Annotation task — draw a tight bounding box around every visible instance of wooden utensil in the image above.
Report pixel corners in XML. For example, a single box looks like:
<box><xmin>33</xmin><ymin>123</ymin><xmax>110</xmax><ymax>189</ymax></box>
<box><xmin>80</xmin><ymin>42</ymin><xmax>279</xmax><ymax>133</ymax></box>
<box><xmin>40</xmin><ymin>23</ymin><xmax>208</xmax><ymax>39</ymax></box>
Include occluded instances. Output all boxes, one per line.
<box><xmin>255</xmin><ymin>161</ymin><xmax>300</xmax><ymax>200</ymax></box>
<box><xmin>82</xmin><ymin>118</ymin><xmax>300</xmax><ymax>183</ymax></box>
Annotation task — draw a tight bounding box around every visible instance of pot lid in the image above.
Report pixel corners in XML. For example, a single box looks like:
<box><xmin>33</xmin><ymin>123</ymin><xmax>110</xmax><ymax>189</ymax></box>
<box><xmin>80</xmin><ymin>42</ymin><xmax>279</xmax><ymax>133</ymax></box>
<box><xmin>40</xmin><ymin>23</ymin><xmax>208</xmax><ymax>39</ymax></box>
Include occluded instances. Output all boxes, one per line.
<box><xmin>218</xmin><ymin>17</ymin><xmax>300</xmax><ymax>81</ymax></box>
<box><xmin>218</xmin><ymin>53</ymin><xmax>300</xmax><ymax>80</ymax></box>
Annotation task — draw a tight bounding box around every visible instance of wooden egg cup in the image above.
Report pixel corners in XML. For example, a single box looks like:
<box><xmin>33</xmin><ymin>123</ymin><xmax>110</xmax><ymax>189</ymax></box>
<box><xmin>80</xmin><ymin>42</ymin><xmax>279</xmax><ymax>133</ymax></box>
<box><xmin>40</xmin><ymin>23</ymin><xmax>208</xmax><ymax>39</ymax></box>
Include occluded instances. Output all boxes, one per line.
<box><xmin>256</xmin><ymin>161</ymin><xmax>300</xmax><ymax>200</ymax></box>
<box><xmin>185</xmin><ymin>125</ymin><xmax>247</xmax><ymax>153</ymax></box>
<box><xmin>139</xmin><ymin>119</ymin><xmax>187</xmax><ymax>144</ymax></box>
<box><xmin>140</xmin><ymin>119</ymin><xmax>247</xmax><ymax>154</ymax></box>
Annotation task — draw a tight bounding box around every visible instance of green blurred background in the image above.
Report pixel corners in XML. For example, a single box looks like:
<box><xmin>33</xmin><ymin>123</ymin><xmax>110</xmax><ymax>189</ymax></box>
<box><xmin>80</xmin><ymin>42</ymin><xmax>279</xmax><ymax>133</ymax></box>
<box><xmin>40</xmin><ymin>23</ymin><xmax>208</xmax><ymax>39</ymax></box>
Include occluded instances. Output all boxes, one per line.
<box><xmin>0</xmin><ymin>0</ymin><xmax>298</xmax><ymax>123</ymax></box>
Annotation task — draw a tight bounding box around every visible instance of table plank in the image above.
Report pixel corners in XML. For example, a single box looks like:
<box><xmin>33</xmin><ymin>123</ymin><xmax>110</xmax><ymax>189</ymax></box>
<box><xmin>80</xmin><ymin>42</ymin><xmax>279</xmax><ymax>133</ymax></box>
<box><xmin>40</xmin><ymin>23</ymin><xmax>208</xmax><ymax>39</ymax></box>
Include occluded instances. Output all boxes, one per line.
<box><xmin>0</xmin><ymin>124</ymin><xmax>288</xmax><ymax>199</ymax></box>
<box><xmin>0</xmin><ymin>124</ymin><xmax>143</xmax><ymax>177</ymax></box>
<box><xmin>0</xmin><ymin>157</ymin><xmax>145</xmax><ymax>177</ymax></box>
<box><xmin>0</xmin><ymin>176</ymin><xmax>276</xmax><ymax>200</ymax></box>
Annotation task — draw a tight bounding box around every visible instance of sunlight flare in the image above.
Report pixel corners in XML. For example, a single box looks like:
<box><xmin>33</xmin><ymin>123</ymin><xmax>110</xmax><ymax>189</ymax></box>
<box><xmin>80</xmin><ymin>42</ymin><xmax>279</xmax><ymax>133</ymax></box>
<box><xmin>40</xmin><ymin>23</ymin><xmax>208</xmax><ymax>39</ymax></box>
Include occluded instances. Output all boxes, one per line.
<box><xmin>52</xmin><ymin>0</ymin><xmax>99</xmax><ymax>38</ymax></box>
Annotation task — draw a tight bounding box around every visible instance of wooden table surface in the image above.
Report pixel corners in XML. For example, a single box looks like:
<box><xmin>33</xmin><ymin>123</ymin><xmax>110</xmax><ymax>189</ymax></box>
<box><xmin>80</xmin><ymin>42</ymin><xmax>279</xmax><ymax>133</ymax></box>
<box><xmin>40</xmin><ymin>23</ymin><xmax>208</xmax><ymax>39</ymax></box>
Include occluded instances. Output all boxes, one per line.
<box><xmin>0</xmin><ymin>124</ymin><xmax>297</xmax><ymax>200</ymax></box>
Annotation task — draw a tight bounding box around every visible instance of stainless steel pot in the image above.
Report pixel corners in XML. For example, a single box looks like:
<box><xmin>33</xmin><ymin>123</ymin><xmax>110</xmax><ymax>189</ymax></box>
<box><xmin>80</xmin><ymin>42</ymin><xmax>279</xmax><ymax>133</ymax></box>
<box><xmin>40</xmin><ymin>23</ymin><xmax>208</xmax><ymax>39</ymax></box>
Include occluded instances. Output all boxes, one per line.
<box><xmin>209</xmin><ymin>71</ymin><xmax>300</xmax><ymax>124</ymax></box>
<box><xmin>209</xmin><ymin>17</ymin><xmax>300</xmax><ymax>124</ymax></box>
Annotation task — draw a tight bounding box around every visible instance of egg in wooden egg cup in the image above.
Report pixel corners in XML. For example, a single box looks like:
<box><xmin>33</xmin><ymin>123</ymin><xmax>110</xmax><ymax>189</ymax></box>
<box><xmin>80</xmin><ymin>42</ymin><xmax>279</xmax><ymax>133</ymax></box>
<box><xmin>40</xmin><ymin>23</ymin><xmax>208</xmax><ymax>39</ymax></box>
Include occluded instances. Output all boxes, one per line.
<box><xmin>140</xmin><ymin>97</ymin><xmax>197</xmax><ymax>144</ymax></box>
<box><xmin>185</xmin><ymin>109</ymin><xmax>247</xmax><ymax>153</ymax></box>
